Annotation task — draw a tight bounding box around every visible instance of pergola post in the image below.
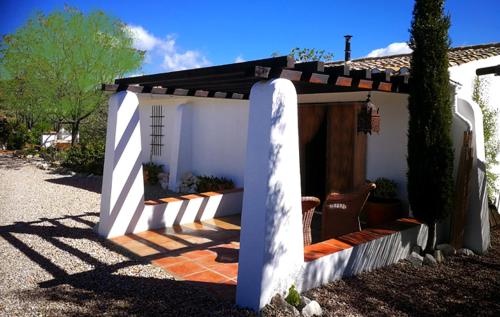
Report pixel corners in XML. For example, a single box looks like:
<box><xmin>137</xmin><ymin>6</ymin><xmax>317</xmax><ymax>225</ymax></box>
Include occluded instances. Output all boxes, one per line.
<box><xmin>236</xmin><ymin>79</ymin><xmax>303</xmax><ymax>311</ymax></box>
<box><xmin>99</xmin><ymin>91</ymin><xmax>145</xmax><ymax>238</ymax></box>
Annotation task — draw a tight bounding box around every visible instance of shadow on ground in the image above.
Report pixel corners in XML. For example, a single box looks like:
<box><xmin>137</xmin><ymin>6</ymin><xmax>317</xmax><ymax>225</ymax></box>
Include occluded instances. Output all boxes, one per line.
<box><xmin>45</xmin><ymin>176</ymin><xmax>102</xmax><ymax>194</ymax></box>
<box><xmin>303</xmin><ymin>227</ymin><xmax>500</xmax><ymax>317</ymax></box>
<box><xmin>0</xmin><ymin>212</ymin><xmax>253</xmax><ymax>316</ymax></box>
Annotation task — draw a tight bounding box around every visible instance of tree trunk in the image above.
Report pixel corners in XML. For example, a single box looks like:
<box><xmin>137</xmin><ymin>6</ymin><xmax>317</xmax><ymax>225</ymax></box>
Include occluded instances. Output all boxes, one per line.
<box><xmin>71</xmin><ymin>121</ymin><xmax>80</xmax><ymax>146</ymax></box>
<box><xmin>425</xmin><ymin>221</ymin><xmax>437</xmax><ymax>253</ymax></box>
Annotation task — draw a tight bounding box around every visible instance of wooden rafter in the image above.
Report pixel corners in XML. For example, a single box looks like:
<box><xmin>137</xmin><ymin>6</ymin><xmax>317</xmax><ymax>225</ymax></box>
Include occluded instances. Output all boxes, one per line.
<box><xmin>103</xmin><ymin>55</ymin><xmax>411</xmax><ymax>99</ymax></box>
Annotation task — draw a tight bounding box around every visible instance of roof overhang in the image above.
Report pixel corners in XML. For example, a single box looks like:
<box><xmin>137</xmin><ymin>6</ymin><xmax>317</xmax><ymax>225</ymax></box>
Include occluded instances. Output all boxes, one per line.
<box><xmin>102</xmin><ymin>56</ymin><xmax>410</xmax><ymax>100</ymax></box>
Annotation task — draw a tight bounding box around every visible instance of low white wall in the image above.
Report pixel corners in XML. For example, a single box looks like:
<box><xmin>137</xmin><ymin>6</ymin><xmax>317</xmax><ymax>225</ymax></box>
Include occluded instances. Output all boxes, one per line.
<box><xmin>130</xmin><ymin>190</ymin><xmax>243</xmax><ymax>233</ymax></box>
<box><xmin>296</xmin><ymin>222</ymin><xmax>427</xmax><ymax>292</ymax></box>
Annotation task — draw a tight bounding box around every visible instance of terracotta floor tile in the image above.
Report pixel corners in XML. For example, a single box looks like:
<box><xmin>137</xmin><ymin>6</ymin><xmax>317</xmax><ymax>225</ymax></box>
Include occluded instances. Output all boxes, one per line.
<box><xmin>182</xmin><ymin>249</ymin><xmax>217</xmax><ymax>260</ymax></box>
<box><xmin>110</xmin><ymin>235</ymin><xmax>136</xmax><ymax>245</ymax></box>
<box><xmin>194</xmin><ymin>253</ymin><xmax>219</xmax><ymax>267</ymax></box>
<box><xmin>208</xmin><ymin>246</ymin><xmax>239</xmax><ymax>263</ymax></box>
<box><xmin>125</xmin><ymin>245</ymin><xmax>160</xmax><ymax>257</ymax></box>
<box><xmin>152</xmin><ymin>256</ymin><xmax>187</xmax><ymax>268</ymax></box>
<box><xmin>168</xmin><ymin>233</ymin><xmax>213</xmax><ymax>245</ymax></box>
<box><xmin>209</xmin><ymin>263</ymin><xmax>239</xmax><ymax>280</ymax></box>
<box><xmin>166</xmin><ymin>261</ymin><xmax>206</xmax><ymax>277</ymax></box>
<box><xmin>182</xmin><ymin>222</ymin><xmax>215</xmax><ymax>231</ymax></box>
<box><xmin>203</xmin><ymin>218</ymin><xmax>241</xmax><ymax>230</ymax></box>
<box><xmin>183</xmin><ymin>269</ymin><xmax>228</xmax><ymax>283</ymax></box>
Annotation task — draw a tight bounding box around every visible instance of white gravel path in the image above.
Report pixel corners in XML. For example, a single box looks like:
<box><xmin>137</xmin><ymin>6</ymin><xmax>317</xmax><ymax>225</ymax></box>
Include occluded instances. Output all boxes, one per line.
<box><xmin>0</xmin><ymin>153</ymin><xmax>253</xmax><ymax>316</ymax></box>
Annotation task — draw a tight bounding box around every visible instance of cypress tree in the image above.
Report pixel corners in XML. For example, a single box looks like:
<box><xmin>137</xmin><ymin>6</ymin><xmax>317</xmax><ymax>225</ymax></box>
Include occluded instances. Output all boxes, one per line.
<box><xmin>407</xmin><ymin>0</ymin><xmax>454</xmax><ymax>253</ymax></box>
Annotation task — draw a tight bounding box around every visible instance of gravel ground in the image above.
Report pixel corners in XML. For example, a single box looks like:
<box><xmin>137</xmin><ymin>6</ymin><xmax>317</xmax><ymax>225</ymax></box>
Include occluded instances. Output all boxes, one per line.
<box><xmin>0</xmin><ymin>153</ymin><xmax>253</xmax><ymax>317</ymax></box>
<box><xmin>1</xmin><ymin>152</ymin><xmax>499</xmax><ymax>316</ymax></box>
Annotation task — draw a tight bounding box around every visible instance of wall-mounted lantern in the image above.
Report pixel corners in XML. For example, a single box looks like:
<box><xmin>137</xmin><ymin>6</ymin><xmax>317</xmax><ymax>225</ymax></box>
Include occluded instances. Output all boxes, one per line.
<box><xmin>357</xmin><ymin>94</ymin><xmax>380</xmax><ymax>134</ymax></box>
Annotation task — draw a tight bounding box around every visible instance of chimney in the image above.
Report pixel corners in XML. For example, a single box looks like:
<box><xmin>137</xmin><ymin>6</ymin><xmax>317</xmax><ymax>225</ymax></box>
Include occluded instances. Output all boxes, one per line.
<box><xmin>344</xmin><ymin>35</ymin><xmax>352</xmax><ymax>61</ymax></box>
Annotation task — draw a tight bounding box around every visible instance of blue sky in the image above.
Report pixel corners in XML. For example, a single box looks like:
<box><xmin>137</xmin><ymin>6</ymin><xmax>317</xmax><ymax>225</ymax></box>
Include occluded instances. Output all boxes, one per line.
<box><xmin>1</xmin><ymin>0</ymin><xmax>499</xmax><ymax>74</ymax></box>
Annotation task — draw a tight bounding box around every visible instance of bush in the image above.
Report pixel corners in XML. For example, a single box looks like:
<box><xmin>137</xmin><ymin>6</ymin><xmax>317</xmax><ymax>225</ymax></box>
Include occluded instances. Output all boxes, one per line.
<box><xmin>371</xmin><ymin>178</ymin><xmax>398</xmax><ymax>201</ymax></box>
<box><xmin>196</xmin><ymin>175</ymin><xmax>235</xmax><ymax>192</ymax></box>
<box><xmin>62</xmin><ymin>143</ymin><xmax>105</xmax><ymax>175</ymax></box>
<box><xmin>143</xmin><ymin>162</ymin><xmax>163</xmax><ymax>184</ymax></box>
<box><xmin>285</xmin><ymin>285</ymin><xmax>301</xmax><ymax>308</ymax></box>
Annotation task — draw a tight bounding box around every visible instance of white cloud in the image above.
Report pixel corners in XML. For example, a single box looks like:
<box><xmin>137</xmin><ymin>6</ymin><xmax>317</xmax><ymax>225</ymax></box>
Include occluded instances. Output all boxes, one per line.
<box><xmin>127</xmin><ymin>25</ymin><xmax>159</xmax><ymax>51</ymax></box>
<box><xmin>367</xmin><ymin>42</ymin><xmax>412</xmax><ymax>58</ymax></box>
<box><xmin>126</xmin><ymin>25</ymin><xmax>210</xmax><ymax>72</ymax></box>
<box><xmin>234</xmin><ymin>55</ymin><xmax>245</xmax><ymax>63</ymax></box>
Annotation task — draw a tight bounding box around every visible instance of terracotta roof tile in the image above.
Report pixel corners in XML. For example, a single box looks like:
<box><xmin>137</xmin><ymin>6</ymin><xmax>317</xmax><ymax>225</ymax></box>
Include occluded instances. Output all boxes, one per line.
<box><xmin>326</xmin><ymin>43</ymin><xmax>500</xmax><ymax>72</ymax></box>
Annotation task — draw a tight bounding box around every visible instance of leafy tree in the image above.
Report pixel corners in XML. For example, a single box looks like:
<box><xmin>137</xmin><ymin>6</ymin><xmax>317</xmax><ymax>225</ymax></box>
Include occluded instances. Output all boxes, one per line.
<box><xmin>290</xmin><ymin>47</ymin><xmax>334</xmax><ymax>62</ymax></box>
<box><xmin>472</xmin><ymin>76</ymin><xmax>500</xmax><ymax>202</ymax></box>
<box><xmin>0</xmin><ymin>7</ymin><xmax>144</xmax><ymax>145</ymax></box>
<box><xmin>407</xmin><ymin>0</ymin><xmax>454</xmax><ymax>253</ymax></box>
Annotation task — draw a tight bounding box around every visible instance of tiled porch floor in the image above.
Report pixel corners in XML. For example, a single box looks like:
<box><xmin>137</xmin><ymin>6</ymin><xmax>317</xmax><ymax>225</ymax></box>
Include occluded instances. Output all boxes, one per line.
<box><xmin>110</xmin><ymin>214</ymin><xmax>420</xmax><ymax>300</ymax></box>
<box><xmin>110</xmin><ymin>216</ymin><xmax>241</xmax><ymax>298</ymax></box>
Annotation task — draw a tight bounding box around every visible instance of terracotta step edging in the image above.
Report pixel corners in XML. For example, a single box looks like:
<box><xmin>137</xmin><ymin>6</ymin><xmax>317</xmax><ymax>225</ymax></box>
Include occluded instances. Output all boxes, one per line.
<box><xmin>145</xmin><ymin>188</ymin><xmax>244</xmax><ymax>206</ymax></box>
<box><xmin>304</xmin><ymin>218</ymin><xmax>422</xmax><ymax>262</ymax></box>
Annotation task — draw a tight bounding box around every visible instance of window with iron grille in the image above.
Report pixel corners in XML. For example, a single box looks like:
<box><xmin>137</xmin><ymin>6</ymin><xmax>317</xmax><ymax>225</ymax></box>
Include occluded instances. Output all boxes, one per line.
<box><xmin>150</xmin><ymin>105</ymin><xmax>164</xmax><ymax>157</ymax></box>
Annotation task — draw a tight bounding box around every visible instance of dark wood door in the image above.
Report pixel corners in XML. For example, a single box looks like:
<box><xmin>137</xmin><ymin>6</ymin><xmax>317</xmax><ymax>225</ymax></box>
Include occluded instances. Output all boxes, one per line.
<box><xmin>326</xmin><ymin>102</ymin><xmax>367</xmax><ymax>192</ymax></box>
<box><xmin>298</xmin><ymin>102</ymin><xmax>367</xmax><ymax>198</ymax></box>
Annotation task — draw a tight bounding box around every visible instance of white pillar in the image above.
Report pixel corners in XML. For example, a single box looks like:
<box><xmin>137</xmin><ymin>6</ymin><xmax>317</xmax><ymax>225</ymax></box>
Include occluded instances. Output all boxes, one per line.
<box><xmin>236</xmin><ymin>79</ymin><xmax>303</xmax><ymax>311</ymax></box>
<box><xmin>99</xmin><ymin>91</ymin><xmax>145</xmax><ymax>238</ymax></box>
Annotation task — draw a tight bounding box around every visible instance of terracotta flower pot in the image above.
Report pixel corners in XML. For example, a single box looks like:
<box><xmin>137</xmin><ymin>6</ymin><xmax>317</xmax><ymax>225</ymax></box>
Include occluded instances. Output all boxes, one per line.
<box><xmin>365</xmin><ymin>199</ymin><xmax>402</xmax><ymax>227</ymax></box>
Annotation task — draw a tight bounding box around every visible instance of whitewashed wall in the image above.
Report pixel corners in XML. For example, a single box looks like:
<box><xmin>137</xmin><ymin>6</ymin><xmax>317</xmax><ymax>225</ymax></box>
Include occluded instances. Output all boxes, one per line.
<box><xmin>137</xmin><ymin>95</ymin><xmax>249</xmax><ymax>190</ymax></box>
<box><xmin>449</xmin><ymin>56</ymin><xmax>500</xmax><ymax>207</ymax></box>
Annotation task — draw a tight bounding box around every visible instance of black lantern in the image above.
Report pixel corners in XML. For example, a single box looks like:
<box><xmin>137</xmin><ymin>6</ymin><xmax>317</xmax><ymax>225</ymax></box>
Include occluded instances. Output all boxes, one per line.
<box><xmin>358</xmin><ymin>94</ymin><xmax>380</xmax><ymax>134</ymax></box>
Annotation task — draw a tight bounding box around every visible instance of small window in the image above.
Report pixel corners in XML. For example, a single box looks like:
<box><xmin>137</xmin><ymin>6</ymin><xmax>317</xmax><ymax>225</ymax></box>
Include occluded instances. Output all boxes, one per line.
<box><xmin>150</xmin><ymin>105</ymin><xmax>164</xmax><ymax>157</ymax></box>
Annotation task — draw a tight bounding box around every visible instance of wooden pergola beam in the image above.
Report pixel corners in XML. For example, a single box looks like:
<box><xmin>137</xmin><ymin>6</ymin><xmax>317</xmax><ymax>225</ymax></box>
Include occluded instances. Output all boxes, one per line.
<box><xmin>476</xmin><ymin>65</ymin><xmax>500</xmax><ymax>76</ymax></box>
<box><xmin>115</xmin><ymin>56</ymin><xmax>294</xmax><ymax>85</ymax></box>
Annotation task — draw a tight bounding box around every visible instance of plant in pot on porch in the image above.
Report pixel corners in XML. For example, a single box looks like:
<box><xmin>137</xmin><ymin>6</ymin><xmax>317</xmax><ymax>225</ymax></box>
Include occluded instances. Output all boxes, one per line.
<box><xmin>364</xmin><ymin>177</ymin><xmax>402</xmax><ymax>227</ymax></box>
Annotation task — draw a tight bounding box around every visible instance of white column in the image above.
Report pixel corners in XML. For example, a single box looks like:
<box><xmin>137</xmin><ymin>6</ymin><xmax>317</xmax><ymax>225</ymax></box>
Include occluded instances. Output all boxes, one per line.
<box><xmin>99</xmin><ymin>91</ymin><xmax>145</xmax><ymax>238</ymax></box>
<box><xmin>236</xmin><ymin>79</ymin><xmax>303</xmax><ymax>311</ymax></box>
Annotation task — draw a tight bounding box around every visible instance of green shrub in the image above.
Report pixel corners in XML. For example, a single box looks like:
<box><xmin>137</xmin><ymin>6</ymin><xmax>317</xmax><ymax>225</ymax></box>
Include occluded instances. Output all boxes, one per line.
<box><xmin>285</xmin><ymin>285</ymin><xmax>301</xmax><ymax>308</ymax></box>
<box><xmin>372</xmin><ymin>178</ymin><xmax>398</xmax><ymax>201</ymax></box>
<box><xmin>62</xmin><ymin>143</ymin><xmax>105</xmax><ymax>175</ymax></box>
<box><xmin>196</xmin><ymin>175</ymin><xmax>235</xmax><ymax>192</ymax></box>
<box><xmin>39</xmin><ymin>146</ymin><xmax>67</xmax><ymax>162</ymax></box>
<box><xmin>6</xmin><ymin>123</ymin><xmax>30</xmax><ymax>150</ymax></box>
<box><xmin>143</xmin><ymin>162</ymin><xmax>163</xmax><ymax>184</ymax></box>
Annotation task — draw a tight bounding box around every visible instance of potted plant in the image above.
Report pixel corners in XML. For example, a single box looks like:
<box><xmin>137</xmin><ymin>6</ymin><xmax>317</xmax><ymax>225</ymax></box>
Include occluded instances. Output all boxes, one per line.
<box><xmin>364</xmin><ymin>177</ymin><xmax>402</xmax><ymax>227</ymax></box>
<box><xmin>143</xmin><ymin>162</ymin><xmax>163</xmax><ymax>185</ymax></box>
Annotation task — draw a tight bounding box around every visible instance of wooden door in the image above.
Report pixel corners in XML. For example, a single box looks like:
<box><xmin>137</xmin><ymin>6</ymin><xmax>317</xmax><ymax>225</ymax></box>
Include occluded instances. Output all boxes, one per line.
<box><xmin>326</xmin><ymin>102</ymin><xmax>367</xmax><ymax>192</ymax></box>
<box><xmin>299</xmin><ymin>102</ymin><xmax>367</xmax><ymax>199</ymax></box>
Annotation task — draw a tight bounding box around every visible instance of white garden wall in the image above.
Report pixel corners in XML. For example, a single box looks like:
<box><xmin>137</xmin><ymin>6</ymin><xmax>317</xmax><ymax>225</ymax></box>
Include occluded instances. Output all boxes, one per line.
<box><xmin>137</xmin><ymin>95</ymin><xmax>249</xmax><ymax>191</ymax></box>
<box><xmin>449</xmin><ymin>56</ymin><xmax>500</xmax><ymax>208</ymax></box>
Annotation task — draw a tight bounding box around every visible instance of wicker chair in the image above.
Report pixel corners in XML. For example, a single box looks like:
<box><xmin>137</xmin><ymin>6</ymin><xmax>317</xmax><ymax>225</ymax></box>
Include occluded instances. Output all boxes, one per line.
<box><xmin>322</xmin><ymin>183</ymin><xmax>376</xmax><ymax>240</ymax></box>
<box><xmin>301</xmin><ymin>196</ymin><xmax>321</xmax><ymax>246</ymax></box>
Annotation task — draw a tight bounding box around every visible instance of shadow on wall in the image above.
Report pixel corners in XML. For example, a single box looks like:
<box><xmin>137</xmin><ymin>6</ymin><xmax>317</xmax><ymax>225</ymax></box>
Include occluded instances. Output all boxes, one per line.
<box><xmin>298</xmin><ymin>221</ymin><xmax>428</xmax><ymax>292</ymax></box>
<box><xmin>464</xmin><ymin>158</ymin><xmax>490</xmax><ymax>253</ymax></box>
<box><xmin>138</xmin><ymin>190</ymin><xmax>243</xmax><ymax>234</ymax></box>
<box><xmin>0</xmin><ymin>212</ymin><xmax>249</xmax><ymax>316</ymax></box>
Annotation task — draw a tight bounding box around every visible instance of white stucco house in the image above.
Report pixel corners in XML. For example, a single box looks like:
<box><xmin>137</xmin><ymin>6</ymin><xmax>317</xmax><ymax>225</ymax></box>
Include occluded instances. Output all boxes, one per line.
<box><xmin>98</xmin><ymin>42</ymin><xmax>500</xmax><ymax>310</ymax></box>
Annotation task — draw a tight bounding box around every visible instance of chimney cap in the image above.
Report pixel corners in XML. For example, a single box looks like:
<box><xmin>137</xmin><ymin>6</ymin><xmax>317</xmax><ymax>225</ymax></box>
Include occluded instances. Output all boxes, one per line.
<box><xmin>344</xmin><ymin>34</ymin><xmax>353</xmax><ymax>40</ymax></box>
